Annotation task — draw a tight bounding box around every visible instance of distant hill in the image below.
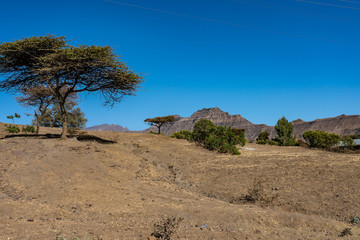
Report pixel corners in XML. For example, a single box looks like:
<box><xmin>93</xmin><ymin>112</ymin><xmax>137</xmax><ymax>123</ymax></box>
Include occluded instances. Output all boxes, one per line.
<box><xmin>292</xmin><ymin>114</ymin><xmax>360</xmax><ymax>138</ymax></box>
<box><xmin>144</xmin><ymin>107</ymin><xmax>360</xmax><ymax>141</ymax></box>
<box><xmin>85</xmin><ymin>124</ymin><xmax>132</xmax><ymax>132</ymax></box>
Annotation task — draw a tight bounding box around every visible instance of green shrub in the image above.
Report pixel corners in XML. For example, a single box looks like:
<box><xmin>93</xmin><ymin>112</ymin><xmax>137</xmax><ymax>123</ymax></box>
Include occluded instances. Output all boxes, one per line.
<box><xmin>5</xmin><ymin>125</ymin><xmax>20</xmax><ymax>133</ymax></box>
<box><xmin>256</xmin><ymin>139</ymin><xmax>268</xmax><ymax>145</ymax></box>
<box><xmin>231</xmin><ymin>128</ymin><xmax>246</xmax><ymax>147</ymax></box>
<box><xmin>173</xmin><ymin>119</ymin><xmax>246</xmax><ymax>155</ymax></box>
<box><xmin>204</xmin><ymin>128</ymin><xmax>240</xmax><ymax>155</ymax></box>
<box><xmin>303</xmin><ymin>130</ymin><xmax>340</xmax><ymax>149</ymax></box>
<box><xmin>192</xmin><ymin>119</ymin><xmax>216</xmax><ymax>144</ymax></box>
<box><xmin>256</xmin><ymin>131</ymin><xmax>270</xmax><ymax>144</ymax></box>
<box><xmin>171</xmin><ymin>130</ymin><xmax>193</xmax><ymax>141</ymax></box>
<box><xmin>342</xmin><ymin>136</ymin><xmax>355</xmax><ymax>147</ymax></box>
<box><xmin>269</xmin><ymin>140</ymin><xmax>279</xmax><ymax>146</ymax></box>
<box><xmin>22</xmin><ymin>125</ymin><xmax>35</xmax><ymax>133</ymax></box>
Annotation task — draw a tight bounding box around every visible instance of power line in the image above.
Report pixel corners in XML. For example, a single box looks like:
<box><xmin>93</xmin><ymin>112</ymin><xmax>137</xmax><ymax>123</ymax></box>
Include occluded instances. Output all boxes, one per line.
<box><xmin>104</xmin><ymin>0</ymin><xmax>360</xmax><ymax>46</ymax></box>
<box><xmin>337</xmin><ymin>0</ymin><xmax>360</xmax><ymax>4</ymax></box>
<box><xmin>296</xmin><ymin>0</ymin><xmax>360</xmax><ymax>10</ymax></box>
<box><xmin>231</xmin><ymin>0</ymin><xmax>360</xmax><ymax>25</ymax></box>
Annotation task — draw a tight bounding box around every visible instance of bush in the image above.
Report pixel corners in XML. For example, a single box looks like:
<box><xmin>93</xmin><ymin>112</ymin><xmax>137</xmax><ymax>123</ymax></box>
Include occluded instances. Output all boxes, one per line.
<box><xmin>342</xmin><ymin>136</ymin><xmax>355</xmax><ymax>147</ymax></box>
<box><xmin>192</xmin><ymin>119</ymin><xmax>216</xmax><ymax>144</ymax></box>
<box><xmin>171</xmin><ymin>130</ymin><xmax>193</xmax><ymax>141</ymax></box>
<box><xmin>256</xmin><ymin>131</ymin><xmax>270</xmax><ymax>144</ymax></box>
<box><xmin>269</xmin><ymin>140</ymin><xmax>279</xmax><ymax>146</ymax></box>
<box><xmin>151</xmin><ymin>216</ymin><xmax>183</xmax><ymax>240</ymax></box>
<box><xmin>203</xmin><ymin>126</ymin><xmax>241</xmax><ymax>155</ymax></box>
<box><xmin>191</xmin><ymin>120</ymin><xmax>244</xmax><ymax>155</ymax></box>
<box><xmin>231</xmin><ymin>128</ymin><xmax>246</xmax><ymax>147</ymax></box>
<box><xmin>5</xmin><ymin>125</ymin><xmax>20</xmax><ymax>133</ymax></box>
<box><xmin>303</xmin><ymin>130</ymin><xmax>340</xmax><ymax>149</ymax></box>
<box><xmin>22</xmin><ymin>125</ymin><xmax>35</xmax><ymax>133</ymax></box>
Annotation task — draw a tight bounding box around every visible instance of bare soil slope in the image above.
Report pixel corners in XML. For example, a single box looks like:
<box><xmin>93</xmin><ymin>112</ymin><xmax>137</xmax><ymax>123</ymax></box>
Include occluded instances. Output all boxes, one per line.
<box><xmin>0</xmin><ymin>129</ymin><xmax>360</xmax><ymax>239</ymax></box>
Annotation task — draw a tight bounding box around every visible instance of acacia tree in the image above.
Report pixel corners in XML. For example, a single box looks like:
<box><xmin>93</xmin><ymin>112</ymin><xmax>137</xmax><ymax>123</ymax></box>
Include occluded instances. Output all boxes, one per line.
<box><xmin>144</xmin><ymin>115</ymin><xmax>176</xmax><ymax>134</ymax></box>
<box><xmin>16</xmin><ymin>86</ymin><xmax>55</xmax><ymax>134</ymax></box>
<box><xmin>0</xmin><ymin>35</ymin><xmax>142</xmax><ymax>138</ymax></box>
<box><xmin>6</xmin><ymin>113</ymin><xmax>20</xmax><ymax>124</ymax></box>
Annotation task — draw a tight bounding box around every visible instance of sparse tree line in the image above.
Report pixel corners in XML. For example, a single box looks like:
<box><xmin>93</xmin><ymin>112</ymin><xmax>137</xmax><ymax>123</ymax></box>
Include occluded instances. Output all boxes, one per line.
<box><xmin>0</xmin><ymin>35</ymin><xmax>142</xmax><ymax>138</ymax></box>
<box><xmin>256</xmin><ymin>117</ymin><xmax>357</xmax><ymax>150</ymax></box>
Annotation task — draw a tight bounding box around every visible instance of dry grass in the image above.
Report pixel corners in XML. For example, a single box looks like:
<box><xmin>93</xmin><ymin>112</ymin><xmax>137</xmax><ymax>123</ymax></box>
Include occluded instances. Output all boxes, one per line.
<box><xmin>0</xmin><ymin>125</ymin><xmax>359</xmax><ymax>239</ymax></box>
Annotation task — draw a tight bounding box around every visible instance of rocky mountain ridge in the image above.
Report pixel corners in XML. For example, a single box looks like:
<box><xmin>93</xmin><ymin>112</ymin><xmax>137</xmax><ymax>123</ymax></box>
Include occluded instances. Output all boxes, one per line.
<box><xmin>145</xmin><ymin>107</ymin><xmax>360</xmax><ymax>141</ymax></box>
<box><xmin>86</xmin><ymin>108</ymin><xmax>360</xmax><ymax>141</ymax></box>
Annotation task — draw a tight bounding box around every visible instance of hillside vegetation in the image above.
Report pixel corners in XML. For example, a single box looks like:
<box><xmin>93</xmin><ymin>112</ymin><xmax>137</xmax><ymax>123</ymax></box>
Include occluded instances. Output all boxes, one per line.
<box><xmin>0</xmin><ymin>126</ymin><xmax>360</xmax><ymax>239</ymax></box>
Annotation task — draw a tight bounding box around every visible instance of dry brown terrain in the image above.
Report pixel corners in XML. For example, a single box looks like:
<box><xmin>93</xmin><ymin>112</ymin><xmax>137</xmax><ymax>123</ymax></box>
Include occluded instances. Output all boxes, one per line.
<box><xmin>1</xmin><ymin>124</ymin><xmax>360</xmax><ymax>239</ymax></box>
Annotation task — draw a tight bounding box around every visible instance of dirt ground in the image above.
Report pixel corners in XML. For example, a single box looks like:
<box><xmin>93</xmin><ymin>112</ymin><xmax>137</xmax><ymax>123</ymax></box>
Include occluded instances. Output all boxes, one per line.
<box><xmin>0</xmin><ymin>125</ymin><xmax>360</xmax><ymax>239</ymax></box>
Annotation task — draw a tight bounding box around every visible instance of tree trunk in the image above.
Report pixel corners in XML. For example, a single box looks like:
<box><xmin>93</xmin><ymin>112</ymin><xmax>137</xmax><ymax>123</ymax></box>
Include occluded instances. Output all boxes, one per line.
<box><xmin>60</xmin><ymin>102</ymin><xmax>68</xmax><ymax>139</ymax></box>
<box><xmin>61</xmin><ymin>117</ymin><xmax>68</xmax><ymax>139</ymax></box>
<box><xmin>35</xmin><ymin>115</ymin><xmax>41</xmax><ymax>134</ymax></box>
<box><xmin>157</xmin><ymin>123</ymin><xmax>163</xmax><ymax>134</ymax></box>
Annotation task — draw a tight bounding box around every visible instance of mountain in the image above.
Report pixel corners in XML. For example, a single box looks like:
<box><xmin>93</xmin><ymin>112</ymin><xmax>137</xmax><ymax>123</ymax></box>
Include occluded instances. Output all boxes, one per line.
<box><xmin>146</xmin><ymin>107</ymin><xmax>360</xmax><ymax>141</ymax></box>
<box><xmin>292</xmin><ymin>114</ymin><xmax>360</xmax><ymax>138</ymax></box>
<box><xmin>145</xmin><ymin>107</ymin><xmax>275</xmax><ymax>140</ymax></box>
<box><xmin>85</xmin><ymin>124</ymin><xmax>131</xmax><ymax>132</ymax></box>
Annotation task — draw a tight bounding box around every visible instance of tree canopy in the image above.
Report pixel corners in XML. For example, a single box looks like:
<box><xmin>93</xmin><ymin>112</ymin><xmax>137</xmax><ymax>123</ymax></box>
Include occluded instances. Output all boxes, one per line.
<box><xmin>0</xmin><ymin>35</ymin><xmax>143</xmax><ymax>138</ymax></box>
<box><xmin>144</xmin><ymin>115</ymin><xmax>176</xmax><ymax>134</ymax></box>
<box><xmin>16</xmin><ymin>86</ymin><xmax>55</xmax><ymax>134</ymax></box>
<box><xmin>274</xmin><ymin>117</ymin><xmax>296</xmax><ymax>146</ymax></box>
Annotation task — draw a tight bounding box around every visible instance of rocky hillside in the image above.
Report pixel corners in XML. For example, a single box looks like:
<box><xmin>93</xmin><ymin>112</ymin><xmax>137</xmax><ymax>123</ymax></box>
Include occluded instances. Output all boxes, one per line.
<box><xmin>146</xmin><ymin>108</ymin><xmax>360</xmax><ymax>141</ymax></box>
<box><xmin>292</xmin><ymin>114</ymin><xmax>360</xmax><ymax>138</ymax></box>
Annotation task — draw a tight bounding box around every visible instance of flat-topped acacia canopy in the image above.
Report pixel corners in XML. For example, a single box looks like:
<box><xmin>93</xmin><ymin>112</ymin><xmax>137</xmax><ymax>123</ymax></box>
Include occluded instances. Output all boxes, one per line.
<box><xmin>0</xmin><ymin>35</ymin><xmax>143</xmax><ymax>138</ymax></box>
<box><xmin>144</xmin><ymin>115</ymin><xmax>176</xmax><ymax>134</ymax></box>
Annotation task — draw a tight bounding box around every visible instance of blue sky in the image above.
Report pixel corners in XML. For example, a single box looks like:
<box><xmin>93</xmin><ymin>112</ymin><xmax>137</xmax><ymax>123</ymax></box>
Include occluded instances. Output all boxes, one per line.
<box><xmin>0</xmin><ymin>0</ymin><xmax>359</xmax><ymax>130</ymax></box>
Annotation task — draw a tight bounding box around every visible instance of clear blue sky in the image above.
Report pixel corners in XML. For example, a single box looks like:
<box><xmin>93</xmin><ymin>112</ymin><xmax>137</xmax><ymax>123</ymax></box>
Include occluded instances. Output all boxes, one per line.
<box><xmin>0</xmin><ymin>0</ymin><xmax>359</xmax><ymax>130</ymax></box>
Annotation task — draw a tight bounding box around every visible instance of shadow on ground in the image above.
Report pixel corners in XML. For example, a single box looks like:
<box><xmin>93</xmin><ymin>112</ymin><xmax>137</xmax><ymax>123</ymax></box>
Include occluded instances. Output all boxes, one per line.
<box><xmin>2</xmin><ymin>133</ymin><xmax>116</xmax><ymax>144</ymax></box>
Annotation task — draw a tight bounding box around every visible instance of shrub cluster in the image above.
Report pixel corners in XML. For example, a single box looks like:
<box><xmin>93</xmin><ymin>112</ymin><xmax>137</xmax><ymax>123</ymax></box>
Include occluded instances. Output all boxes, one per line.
<box><xmin>303</xmin><ymin>130</ymin><xmax>340</xmax><ymax>149</ymax></box>
<box><xmin>256</xmin><ymin>117</ymin><xmax>297</xmax><ymax>146</ymax></box>
<box><xmin>22</xmin><ymin>125</ymin><xmax>35</xmax><ymax>133</ymax></box>
<box><xmin>4</xmin><ymin>124</ymin><xmax>36</xmax><ymax>134</ymax></box>
<box><xmin>171</xmin><ymin>119</ymin><xmax>246</xmax><ymax>155</ymax></box>
<box><xmin>5</xmin><ymin>124</ymin><xmax>20</xmax><ymax>133</ymax></box>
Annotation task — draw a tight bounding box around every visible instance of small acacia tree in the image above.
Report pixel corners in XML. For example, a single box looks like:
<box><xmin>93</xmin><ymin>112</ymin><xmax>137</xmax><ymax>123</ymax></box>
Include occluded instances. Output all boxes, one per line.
<box><xmin>16</xmin><ymin>86</ymin><xmax>55</xmax><ymax>134</ymax></box>
<box><xmin>0</xmin><ymin>35</ymin><xmax>142</xmax><ymax>139</ymax></box>
<box><xmin>6</xmin><ymin>113</ymin><xmax>20</xmax><ymax>124</ymax></box>
<box><xmin>274</xmin><ymin>117</ymin><xmax>296</xmax><ymax>146</ymax></box>
<box><xmin>144</xmin><ymin>115</ymin><xmax>176</xmax><ymax>134</ymax></box>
